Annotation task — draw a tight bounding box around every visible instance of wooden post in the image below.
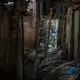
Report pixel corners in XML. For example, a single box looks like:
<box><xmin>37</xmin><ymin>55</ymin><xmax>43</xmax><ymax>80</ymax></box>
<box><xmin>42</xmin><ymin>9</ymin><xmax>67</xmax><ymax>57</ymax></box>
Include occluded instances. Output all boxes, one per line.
<box><xmin>14</xmin><ymin>0</ymin><xmax>24</xmax><ymax>80</ymax></box>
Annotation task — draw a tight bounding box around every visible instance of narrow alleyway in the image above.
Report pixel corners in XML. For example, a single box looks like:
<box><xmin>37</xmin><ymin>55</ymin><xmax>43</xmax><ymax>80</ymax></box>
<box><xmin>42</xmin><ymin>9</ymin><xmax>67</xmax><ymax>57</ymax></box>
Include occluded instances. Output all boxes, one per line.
<box><xmin>0</xmin><ymin>0</ymin><xmax>80</xmax><ymax>80</ymax></box>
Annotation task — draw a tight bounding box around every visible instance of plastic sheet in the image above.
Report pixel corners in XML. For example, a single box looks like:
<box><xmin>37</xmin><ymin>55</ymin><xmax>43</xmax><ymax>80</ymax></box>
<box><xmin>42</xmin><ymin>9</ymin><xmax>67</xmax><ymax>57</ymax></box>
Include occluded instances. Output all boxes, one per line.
<box><xmin>61</xmin><ymin>64</ymin><xmax>80</xmax><ymax>80</ymax></box>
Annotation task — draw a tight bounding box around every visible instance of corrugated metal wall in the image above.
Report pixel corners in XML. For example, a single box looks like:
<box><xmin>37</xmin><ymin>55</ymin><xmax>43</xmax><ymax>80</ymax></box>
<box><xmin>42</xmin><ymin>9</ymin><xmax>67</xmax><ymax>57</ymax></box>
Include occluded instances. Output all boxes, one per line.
<box><xmin>0</xmin><ymin>1</ymin><xmax>36</xmax><ymax>69</ymax></box>
<box><xmin>0</xmin><ymin>8</ymin><xmax>11</xmax><ymax>69</ymax></box>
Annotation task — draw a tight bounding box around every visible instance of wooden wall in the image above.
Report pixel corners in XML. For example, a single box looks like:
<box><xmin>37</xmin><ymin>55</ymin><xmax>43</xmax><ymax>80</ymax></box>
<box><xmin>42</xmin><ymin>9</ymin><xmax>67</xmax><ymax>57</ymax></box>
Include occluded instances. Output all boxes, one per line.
<box><xmin>24</xmin><ymin>2</ymin><xmax>36</xmax><ymax>49</ymax></box>
<box><xmin>66</xmin><ymin>7</ymin><xmax>73</xmax><ymax>60</ymax></box>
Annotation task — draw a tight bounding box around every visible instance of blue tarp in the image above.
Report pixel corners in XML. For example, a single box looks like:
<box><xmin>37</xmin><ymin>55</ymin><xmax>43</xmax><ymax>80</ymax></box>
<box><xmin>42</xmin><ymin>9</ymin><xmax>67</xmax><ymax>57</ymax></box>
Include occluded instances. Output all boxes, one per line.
<box><xmin>44</xmin><ymin>62</ymin><xmax>80</xmax><ymax>80</ymax></box>
<box><xmin>61</xmin><ymin>64</ymin><xmax>80</xmax><ymax>80</ymax></box>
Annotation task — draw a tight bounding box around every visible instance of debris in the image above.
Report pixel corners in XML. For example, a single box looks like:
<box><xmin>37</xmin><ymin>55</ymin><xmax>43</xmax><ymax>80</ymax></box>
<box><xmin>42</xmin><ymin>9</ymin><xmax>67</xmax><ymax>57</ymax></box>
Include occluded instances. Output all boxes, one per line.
<box><xmin>43</xmin><ymin>61</ymin><xmax>80</xmax><ymax>80</ymax></box>
<box><xmin>24</xmin><ymin>49</ymin><xmax>36</xmax><ymax>63</ymax></box>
